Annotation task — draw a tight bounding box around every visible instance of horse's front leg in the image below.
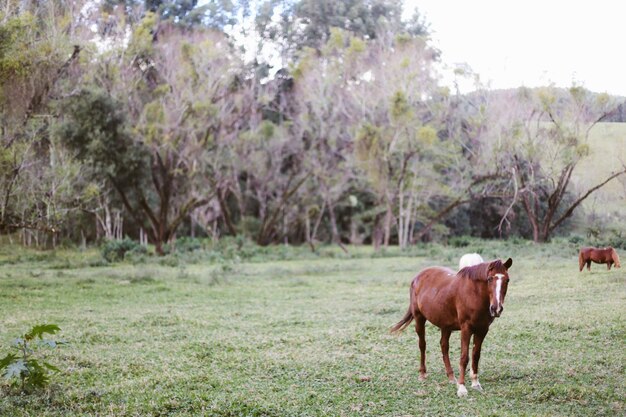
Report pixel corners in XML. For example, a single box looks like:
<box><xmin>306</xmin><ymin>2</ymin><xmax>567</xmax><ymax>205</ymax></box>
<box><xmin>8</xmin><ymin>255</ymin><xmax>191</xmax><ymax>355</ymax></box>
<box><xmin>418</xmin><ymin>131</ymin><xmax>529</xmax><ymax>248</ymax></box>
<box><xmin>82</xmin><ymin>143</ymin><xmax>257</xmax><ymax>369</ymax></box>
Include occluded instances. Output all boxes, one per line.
<box><xmin>440</xmin><ymin>328</ymin><xmax>456</xmax><ymax>383</ymax></box>
<box><xmin>457</xmin><ymin>326</ymin><xmax>472</xmax><ymax>397</ymax></box>
<box><xmin>607</xmin><ymin>262</ymin><xmax>612</xmax><ymax>270</ymax></box>
<box><xmin>470</xmin><ymin>329</ymin><xmax>488</xmax><ymax>391</ymax></box>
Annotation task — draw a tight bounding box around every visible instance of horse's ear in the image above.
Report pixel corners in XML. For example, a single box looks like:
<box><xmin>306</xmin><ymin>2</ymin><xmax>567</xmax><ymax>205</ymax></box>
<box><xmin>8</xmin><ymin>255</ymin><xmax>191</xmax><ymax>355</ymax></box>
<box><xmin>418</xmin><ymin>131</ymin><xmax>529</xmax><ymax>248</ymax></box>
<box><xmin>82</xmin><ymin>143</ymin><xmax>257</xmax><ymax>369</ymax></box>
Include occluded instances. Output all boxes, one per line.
<box><xmin>504</xmin><ymin>258</ymin><xmax>513</xmax><ymax>269</ymax></box>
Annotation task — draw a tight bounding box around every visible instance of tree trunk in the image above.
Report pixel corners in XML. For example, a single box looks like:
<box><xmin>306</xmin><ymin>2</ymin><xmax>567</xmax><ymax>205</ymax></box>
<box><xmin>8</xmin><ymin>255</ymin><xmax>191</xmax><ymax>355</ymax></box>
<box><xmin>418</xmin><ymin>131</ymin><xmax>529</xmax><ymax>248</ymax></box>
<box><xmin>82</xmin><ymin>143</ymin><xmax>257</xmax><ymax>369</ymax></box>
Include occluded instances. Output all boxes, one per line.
<box><xmin>383</xmin><ymin>201</ymin><xmax>393</xmax><ymax>248</ymax></box>
<box><xmin>217</xmin><ymin>188</ymin><xmax>237</xmax><ymax>236</ymax></box>
<box><xmin>327</xmin><ymin>199</ymin><xmax>348</xmax><ymax>253</ymax></box>
<box><xmin>372</xmin><ymin>213</ymin><xmax>383</xmax><ymax>251</ymax></box>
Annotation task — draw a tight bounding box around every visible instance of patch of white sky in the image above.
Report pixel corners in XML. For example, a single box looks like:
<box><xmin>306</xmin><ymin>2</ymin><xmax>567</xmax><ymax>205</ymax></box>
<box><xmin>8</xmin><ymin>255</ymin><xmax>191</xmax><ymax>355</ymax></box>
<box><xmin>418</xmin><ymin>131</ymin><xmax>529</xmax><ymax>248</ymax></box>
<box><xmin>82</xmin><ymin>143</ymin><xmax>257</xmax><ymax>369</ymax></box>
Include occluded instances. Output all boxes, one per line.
<box><xmin>404</xmin><ymin>0</ymin><xmax>626</xmax><ymax>96</ymax></box>
<box><xmin>110</xmin><ymin>0</ymin><xmax>625</xmax><ymax>96</ymax></box>
<box><xmin>82</xmin><ymin>0</ymin><xmax>131</xmax><ymax>52</ymax></box>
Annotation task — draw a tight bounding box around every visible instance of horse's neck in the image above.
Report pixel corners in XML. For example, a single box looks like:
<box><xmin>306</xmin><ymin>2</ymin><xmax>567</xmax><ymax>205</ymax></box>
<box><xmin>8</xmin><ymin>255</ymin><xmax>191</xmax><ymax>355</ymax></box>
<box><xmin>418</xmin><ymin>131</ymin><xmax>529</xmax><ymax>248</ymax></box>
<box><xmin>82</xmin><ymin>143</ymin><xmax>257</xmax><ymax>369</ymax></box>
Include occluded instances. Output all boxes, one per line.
<box><xmin>458</xmin><ymin>277</ymin><xmax>489</xmax><ymax>307</ymax></box>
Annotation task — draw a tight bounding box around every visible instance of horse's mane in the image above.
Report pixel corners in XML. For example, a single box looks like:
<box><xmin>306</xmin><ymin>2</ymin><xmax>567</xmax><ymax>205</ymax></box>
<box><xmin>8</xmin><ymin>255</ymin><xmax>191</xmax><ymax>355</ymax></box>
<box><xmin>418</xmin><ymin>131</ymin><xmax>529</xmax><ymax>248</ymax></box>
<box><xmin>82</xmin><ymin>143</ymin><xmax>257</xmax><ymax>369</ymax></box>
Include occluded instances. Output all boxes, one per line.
<box><xmin>458</xmin><ymin>262</ymin><xmax>488</xmax><ymax>281</ymax></box>
<box><xmin>458</xmin><ymin>259</ymin><xmax>508</xmax><ymax>281</ymax></box>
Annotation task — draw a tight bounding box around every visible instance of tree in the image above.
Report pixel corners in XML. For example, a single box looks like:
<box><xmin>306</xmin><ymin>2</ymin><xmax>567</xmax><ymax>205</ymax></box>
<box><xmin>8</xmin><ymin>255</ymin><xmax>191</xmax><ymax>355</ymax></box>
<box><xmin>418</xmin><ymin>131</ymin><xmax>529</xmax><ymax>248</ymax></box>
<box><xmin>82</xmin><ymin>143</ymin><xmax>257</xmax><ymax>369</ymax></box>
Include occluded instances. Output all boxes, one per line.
<box><xmin>59</xmin><ymin>17</ymin><xmax>253</xmax><ymax>254</ymax></box>
<box><xmin>492</xmin><ymin>86</ymin><xmax>626</xmax><ymax>242</ymax></box>
<box><xmin>294</xmin><ymin>0</ymin><xmax>404</xmax><ymax>48</ymax></box>
<box><xmin>349</xmin><ymin>33</ymin><xmax>449</xmax><ymax>247</ymax></box>
<box><xmin>254</xmin><ymin>0</ymin><xmax>429</xmax><ymax>65</ymax></box>
<box><xmin>0</xmin><ymin>2</ymin><xmax>83</xmax><ymax>243</ymax></box>
<box><xmin>290</xmin><ymin>29</ymin><xmax>365</xmax><ymax>250</ymax></box>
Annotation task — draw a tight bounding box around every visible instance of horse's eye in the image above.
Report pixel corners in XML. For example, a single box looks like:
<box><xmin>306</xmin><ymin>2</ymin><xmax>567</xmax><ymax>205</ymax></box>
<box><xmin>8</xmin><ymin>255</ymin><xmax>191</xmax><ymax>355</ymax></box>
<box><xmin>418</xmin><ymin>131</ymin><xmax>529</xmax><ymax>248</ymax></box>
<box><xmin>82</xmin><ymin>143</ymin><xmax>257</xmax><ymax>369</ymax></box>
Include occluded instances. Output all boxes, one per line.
<box><xmin>487</xmin><ymin>277</ymin><xmax>493</xmax><ymax>283</ymax></box>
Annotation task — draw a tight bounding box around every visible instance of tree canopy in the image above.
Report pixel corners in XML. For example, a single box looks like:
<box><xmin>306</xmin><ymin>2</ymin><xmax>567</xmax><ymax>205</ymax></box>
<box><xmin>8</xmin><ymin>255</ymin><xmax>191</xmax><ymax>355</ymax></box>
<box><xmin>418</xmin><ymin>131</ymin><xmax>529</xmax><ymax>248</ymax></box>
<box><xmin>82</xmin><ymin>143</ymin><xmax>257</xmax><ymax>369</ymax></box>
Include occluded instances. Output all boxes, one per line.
<box><xmin>0</xmin><ymin>0</ymin><xmax>624</xmax><ymax>251</ymax></box>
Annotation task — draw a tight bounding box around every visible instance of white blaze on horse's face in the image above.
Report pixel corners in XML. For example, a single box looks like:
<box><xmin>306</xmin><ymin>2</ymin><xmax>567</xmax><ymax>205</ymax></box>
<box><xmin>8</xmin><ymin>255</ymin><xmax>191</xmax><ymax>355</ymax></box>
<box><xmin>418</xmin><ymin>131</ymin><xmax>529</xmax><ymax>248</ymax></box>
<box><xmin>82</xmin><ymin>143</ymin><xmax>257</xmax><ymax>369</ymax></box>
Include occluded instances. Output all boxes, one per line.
<box><xmin>487</xmin><ymin>272</ymin><xmax>509</xmax><ymax>318</ymax></box>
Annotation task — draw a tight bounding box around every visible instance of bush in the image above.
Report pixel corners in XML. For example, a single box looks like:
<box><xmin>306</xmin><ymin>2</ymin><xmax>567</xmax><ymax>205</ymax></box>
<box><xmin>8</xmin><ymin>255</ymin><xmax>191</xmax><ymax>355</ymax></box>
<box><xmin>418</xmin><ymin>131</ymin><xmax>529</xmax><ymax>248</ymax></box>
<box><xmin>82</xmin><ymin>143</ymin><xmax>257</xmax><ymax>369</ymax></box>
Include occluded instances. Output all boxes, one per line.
<box><xmin>101</xmin><ymin>238</ymin><xmax>145</xmax><ymax>263</ymax></box>
<box><xmin>165</xmin><ymin>237</ymin><xmax>203</xmax><ymax>254</ymax></box>
<box><xmin>606</xmin><ymin>231</ymin><xmax>626</xmax><ymax>250</ymax></box>
<box><xmin>568</xmin><ymin>235</ymin><xmax>585</xmax><ymax>245</ymax></box>
<box><xmin>449</xmin><ymin>236</ymin><xmax>471</xmax><ymax>248</ymax></box>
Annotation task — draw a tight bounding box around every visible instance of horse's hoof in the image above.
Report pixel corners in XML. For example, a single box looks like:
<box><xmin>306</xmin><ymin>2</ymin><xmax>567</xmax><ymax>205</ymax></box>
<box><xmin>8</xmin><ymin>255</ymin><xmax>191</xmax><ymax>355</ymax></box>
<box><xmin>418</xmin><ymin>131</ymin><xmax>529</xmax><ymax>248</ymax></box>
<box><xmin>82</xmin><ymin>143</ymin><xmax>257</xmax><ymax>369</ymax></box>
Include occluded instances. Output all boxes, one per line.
<box><xmin>457</xmin><ymin>384</ymin><xmax>468</xmax><ymax>397</ymax></box>
<box><xmin>418</xmin><ymin>373</ymin><xmax>427</xmax><ymax>381</ymax></box>
<box><xmin>472</xmin><ymin>383</ymin><xmax>483</xmax><ymax>391</ymax></box>
<box><xmin>448</xmin><ymin>377</ymin><xmax>457</xmax><ymax>384</ymax></box>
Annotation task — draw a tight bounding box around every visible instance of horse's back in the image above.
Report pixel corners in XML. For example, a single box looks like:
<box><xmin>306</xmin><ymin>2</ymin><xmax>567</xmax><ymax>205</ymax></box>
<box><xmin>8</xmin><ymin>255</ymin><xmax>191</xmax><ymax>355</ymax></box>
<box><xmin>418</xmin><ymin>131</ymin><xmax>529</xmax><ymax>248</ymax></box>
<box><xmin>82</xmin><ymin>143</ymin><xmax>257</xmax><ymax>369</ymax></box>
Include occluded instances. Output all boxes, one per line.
<box><xmin>413</xmin><ymin>266</ymin><xmax>457</xmax><ymax>289</ymax></box>
<box><xmin>412</xmin><ymin>266</ymin><xmax>460</xmax><ymax>328</ymax></box>
<box><xmin>580</xmin><ymin>246</ymin><xmax>612</xmax><ymax>262</ymax></box>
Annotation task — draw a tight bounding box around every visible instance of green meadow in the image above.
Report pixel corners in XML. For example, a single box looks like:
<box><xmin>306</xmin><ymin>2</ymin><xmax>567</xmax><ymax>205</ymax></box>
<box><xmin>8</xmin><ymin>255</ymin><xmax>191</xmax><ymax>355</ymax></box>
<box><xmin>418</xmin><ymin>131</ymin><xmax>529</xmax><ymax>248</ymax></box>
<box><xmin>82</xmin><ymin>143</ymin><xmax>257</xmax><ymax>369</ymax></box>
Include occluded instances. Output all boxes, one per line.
<box><xmin>0</xmin><ymin>240</ymin><xmax>624</xmax><ymax>416</ymax></box>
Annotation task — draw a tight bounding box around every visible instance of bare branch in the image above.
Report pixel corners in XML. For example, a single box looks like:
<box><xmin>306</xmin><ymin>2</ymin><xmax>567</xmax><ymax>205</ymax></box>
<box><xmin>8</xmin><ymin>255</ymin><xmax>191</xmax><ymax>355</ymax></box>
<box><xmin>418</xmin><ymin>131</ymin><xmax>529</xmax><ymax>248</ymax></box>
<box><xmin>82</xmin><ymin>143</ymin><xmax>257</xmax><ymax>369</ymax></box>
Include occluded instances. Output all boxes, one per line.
<box><xmin>549</xmin><ymin>167</ymin><xmax>626</xmax><ymax>234</ymax></box>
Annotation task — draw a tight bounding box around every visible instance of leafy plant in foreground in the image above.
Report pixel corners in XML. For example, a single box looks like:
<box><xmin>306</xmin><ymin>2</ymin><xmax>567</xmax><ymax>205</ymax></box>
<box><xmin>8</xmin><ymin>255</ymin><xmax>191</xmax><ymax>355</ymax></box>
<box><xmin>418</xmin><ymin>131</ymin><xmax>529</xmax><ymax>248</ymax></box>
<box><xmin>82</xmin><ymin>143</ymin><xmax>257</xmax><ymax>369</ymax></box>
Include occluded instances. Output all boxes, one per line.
<box><xmin>0</xmin><ymin>324</ymin><xmax>65</xmax><ymax>391</ymax></box>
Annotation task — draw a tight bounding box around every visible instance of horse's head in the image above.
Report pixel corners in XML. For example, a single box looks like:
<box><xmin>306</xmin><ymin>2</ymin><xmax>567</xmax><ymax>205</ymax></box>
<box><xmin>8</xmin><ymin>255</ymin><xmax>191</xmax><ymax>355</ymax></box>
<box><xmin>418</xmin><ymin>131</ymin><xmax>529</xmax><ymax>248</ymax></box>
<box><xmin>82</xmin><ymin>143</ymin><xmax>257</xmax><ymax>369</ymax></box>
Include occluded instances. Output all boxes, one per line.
<box><xmin>486</xmin><ymin>258</ymin><xmax>513</xmax><ymax>318</ymax></box>
<box><xmin>612</xmin><ymin>248</ymin><xmax>621</xmax><ymax>268</ymax></box>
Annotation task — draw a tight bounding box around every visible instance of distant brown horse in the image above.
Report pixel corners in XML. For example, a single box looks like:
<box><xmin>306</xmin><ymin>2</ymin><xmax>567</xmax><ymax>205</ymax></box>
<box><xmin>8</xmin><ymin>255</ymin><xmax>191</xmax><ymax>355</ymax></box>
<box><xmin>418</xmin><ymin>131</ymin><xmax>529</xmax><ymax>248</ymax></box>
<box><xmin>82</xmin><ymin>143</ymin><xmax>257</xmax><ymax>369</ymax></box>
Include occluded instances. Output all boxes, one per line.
<box><xmin>579</xmin><ymin>247</ymin><xmax>621</xmax><ymax>271</ymax></box>
<box><xmin>391</xmin><ymin>258</ymin><xmax>513</xmax><ymax>397</ymax></box>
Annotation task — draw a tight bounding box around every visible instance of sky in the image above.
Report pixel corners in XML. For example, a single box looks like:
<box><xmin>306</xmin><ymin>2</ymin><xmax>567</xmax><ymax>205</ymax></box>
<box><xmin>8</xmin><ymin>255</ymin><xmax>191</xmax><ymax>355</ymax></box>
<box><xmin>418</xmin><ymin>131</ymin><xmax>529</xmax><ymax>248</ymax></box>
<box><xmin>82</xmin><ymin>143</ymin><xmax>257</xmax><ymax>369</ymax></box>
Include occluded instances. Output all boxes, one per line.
<box><xmin>404</xmin><ymin>0</ymin><xmax>626</xmax><ymax>96</ymax></box>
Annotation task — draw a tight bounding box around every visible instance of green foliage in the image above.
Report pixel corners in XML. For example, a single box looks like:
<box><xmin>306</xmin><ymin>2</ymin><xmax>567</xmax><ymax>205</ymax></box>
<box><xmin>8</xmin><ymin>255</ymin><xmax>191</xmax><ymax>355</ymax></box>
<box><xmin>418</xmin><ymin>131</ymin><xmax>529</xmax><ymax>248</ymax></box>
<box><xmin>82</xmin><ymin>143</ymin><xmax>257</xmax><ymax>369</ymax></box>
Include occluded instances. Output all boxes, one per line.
<box><xmin>294</xmin><ymin>0</ymin><xmax>407</xmax><ymax>49</ymax></box>
<box><xmin>101</xmin><ymin>238</ymin><xmax>146</xmax><ymax>262</ymax></box>
<box><xmin>327</xmin><ymin>27</ymin><xmax>346</xmax><ymax>51</ymax></box>
<box><xmin>537</xmin><ymin>86</ymin><xmax>556</xmax><ymax>110</ymax></box>
<box><xmin>347</xmin><ymin>36</ymin><xmax>366</xmax><ymax>55</ymax></box>
<box><xmin>56</xmin><ymin>89</ymin><xmax>148</xmax><ymax>189</ymax></box>
<box><xmin>238</xmin><ymin>215</ymin><xmax>263</xmax><ymax>239</ymax></box>
<box><xmin>0</xmin><ymin>9</ymin><xmax>66</xmax><ymax>123</ymax></box>
<box><xmin>0</xmin><ymin>13</ymin><xmax>53</xmax><ymax>80</ymax></box>
<box><xmin>127</xmin><ymin>11</ymin><xmax>158</xmax><ymax>59</ymax></box>
<box><xmin>417</xmin><ymin>125</ymin><xmax>437</xmax><ymax>145</ymax></box>
<box><xmin>355</xmin><ymin>123</ymin><xmax>383</xmax><ymax>160</ymax></box>
<box><xmin>449</xmin><ymin>235</ymin><xmax>471</xmax><ymax>248</ymax></box>
<box><xmin>259</xmin><ymin>120</ymin><xmax>276</xmax><ymax>140</ymax></box>
<box><xmin>0</xmin><ymin>324</ymin><xmax>64</xmax><ymax>392</ymax></box>
<box><xmin>390</xmin><ymin>90</ymin><xmax>411</xmax><ymax>122</ymax></box>
<box><xmin>169</xmin><ymin>237</ymin><xmax>204</xmax><ymax>253</ymax></box>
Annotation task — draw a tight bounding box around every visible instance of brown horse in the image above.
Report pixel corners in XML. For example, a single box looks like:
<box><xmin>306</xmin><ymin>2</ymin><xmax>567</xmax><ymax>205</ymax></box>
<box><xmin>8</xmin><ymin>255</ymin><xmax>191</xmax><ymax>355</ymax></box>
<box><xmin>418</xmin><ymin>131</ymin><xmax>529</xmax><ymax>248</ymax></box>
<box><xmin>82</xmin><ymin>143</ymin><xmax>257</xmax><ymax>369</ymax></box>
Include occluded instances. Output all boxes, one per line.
<box><xmin>579</xmin><ymin>247</ymin><xmax>621</xmax><ymax>271</ymax></box>
<box><xmin>391</xmin><ymin>258</ymin><xmax>513</xmax><ymax>397</ymax></box>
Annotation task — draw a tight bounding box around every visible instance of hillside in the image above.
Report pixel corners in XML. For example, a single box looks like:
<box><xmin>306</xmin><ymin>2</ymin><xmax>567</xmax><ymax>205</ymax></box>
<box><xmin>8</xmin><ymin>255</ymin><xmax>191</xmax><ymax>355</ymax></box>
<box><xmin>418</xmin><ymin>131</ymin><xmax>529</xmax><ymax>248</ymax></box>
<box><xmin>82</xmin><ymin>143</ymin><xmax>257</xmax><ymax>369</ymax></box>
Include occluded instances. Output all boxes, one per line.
<box><xmin>571</xmin><ymin>122</ymin><xmax>626</xmax><ymax>234</ymax></box>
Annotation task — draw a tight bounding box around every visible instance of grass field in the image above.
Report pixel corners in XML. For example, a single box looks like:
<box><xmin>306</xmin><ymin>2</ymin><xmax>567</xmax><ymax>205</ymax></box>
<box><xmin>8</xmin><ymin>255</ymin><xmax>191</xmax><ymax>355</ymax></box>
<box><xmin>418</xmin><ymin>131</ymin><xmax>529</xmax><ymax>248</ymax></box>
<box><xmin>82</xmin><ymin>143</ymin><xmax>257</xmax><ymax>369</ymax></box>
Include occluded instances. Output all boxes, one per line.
<box><xmin>0</xmin><ymin>240</ymin><xmax>624</xmax><ymax>416</ymax></box>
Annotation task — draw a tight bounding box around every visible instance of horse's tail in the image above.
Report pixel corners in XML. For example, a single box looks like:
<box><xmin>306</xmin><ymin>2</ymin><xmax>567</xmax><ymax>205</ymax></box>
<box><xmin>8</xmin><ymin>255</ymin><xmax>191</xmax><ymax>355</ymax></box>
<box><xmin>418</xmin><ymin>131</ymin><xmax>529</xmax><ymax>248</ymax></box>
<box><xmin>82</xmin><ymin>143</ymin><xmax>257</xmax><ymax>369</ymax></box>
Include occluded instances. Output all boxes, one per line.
<box><xmin>390</xmin><ymin>308</ymin><xmax>413</xmax><ymax>333</ymax></box>
<box><xmin>390</xmin><ymin>281</ymin><xmax>416</xmax><ymax>333</ymax></box>
<box><xmin>579</xmin><ymin>250</ymin><xmax>585</xmax><ymax>272</ymax></box>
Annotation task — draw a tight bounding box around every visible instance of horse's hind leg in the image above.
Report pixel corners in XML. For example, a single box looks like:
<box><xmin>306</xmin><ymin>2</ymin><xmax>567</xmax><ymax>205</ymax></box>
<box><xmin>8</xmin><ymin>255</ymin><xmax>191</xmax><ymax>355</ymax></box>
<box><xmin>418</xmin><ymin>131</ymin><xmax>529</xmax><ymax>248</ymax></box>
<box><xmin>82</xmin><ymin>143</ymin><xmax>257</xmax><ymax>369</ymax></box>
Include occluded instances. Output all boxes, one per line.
<box><xmin>586</xmin><ymin>261</ymin><xmax>591</xmax><ymax>271</ymax></box>
<box><xmin>607</xmin><ymin>262</ymin><xmax>612</xmax><ymax>270</ymax></box>
<box><xmin>415</xmin><ymin>315</ymin><xmax>427</xmax><ymax>380</ymax></box>
<box><xmin>440</xmin><ymin>328</ymin><xmax>456</xmax><ymax>383</ymax></box>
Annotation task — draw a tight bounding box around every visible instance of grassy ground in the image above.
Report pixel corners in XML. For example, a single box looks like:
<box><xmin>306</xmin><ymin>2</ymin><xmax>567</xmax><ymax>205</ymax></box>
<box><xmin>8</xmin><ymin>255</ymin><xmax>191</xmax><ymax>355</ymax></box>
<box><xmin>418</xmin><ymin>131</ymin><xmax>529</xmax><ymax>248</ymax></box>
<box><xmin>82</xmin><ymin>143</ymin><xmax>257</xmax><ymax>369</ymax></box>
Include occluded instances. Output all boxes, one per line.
<box><xmin>0</xmin><ymin>241</ymin><xmax>624</xmax><ymax>416</ymax></box>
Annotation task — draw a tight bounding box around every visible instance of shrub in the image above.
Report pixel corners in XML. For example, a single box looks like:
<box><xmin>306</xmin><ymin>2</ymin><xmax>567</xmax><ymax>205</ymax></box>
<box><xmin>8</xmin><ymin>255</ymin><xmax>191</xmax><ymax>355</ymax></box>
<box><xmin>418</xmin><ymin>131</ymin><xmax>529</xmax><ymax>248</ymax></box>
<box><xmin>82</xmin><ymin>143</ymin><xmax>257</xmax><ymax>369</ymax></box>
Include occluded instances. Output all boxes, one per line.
<box><xmin>101</xmin><ymin>238</ymin><xmax>145</xmax><ymax>263</ymax></box>
<box><xmin>171</xmin><ymin>237</ymin><xmax>203</xmax><ymax>253</ymax></box>
<box><xmin>449</xmin><ymin>236</ymin><xmax>471</xmax><ymax>248</ymax></box>
<box><xmin>568</xmin><ymin>235</ymin><xmax>585</xmax><ymax>245</ymax></box>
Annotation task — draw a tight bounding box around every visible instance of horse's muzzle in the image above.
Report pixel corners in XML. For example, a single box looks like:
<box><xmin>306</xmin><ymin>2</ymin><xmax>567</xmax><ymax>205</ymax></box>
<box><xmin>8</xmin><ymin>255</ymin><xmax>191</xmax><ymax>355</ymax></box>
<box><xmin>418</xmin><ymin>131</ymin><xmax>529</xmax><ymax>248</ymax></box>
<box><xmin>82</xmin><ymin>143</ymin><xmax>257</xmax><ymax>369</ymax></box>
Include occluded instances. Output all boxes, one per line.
<box><xmin>490</xmin><ymin>305</ymin><xmax>503</xmax><ymax>317</ymax></box>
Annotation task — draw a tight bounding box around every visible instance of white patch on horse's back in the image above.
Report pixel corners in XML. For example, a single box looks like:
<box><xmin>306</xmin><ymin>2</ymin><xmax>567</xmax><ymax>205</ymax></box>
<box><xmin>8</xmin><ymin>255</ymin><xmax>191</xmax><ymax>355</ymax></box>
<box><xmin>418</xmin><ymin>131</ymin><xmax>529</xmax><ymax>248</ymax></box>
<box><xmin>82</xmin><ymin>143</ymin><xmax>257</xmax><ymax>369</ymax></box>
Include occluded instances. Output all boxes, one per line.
<box><xmin>459</xmin><ymin>253</ymin><xmax>484</xmax><ymax>270</ymax></box>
